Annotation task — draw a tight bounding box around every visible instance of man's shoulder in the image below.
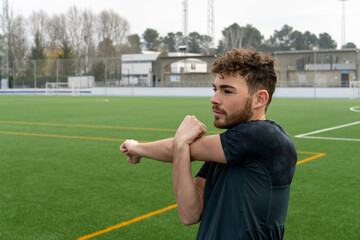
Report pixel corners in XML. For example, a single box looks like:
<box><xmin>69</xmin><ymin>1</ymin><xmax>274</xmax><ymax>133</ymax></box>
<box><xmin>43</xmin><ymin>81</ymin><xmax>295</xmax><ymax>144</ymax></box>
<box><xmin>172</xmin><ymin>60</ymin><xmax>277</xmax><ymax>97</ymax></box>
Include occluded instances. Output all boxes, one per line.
<box><xmin>225</xmin><ymin>119</ymin><xmax>280</xmax><ymax>133</ymax></box>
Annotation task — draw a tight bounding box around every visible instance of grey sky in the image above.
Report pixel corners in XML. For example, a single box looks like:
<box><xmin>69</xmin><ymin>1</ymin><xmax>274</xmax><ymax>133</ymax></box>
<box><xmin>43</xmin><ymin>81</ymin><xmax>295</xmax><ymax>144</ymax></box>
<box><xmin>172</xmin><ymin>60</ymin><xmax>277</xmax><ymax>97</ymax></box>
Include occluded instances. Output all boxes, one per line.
<box><xmin>9</xmin><ymin>0</ymin><xmax>360</xmax><ymax>48</ymax></box>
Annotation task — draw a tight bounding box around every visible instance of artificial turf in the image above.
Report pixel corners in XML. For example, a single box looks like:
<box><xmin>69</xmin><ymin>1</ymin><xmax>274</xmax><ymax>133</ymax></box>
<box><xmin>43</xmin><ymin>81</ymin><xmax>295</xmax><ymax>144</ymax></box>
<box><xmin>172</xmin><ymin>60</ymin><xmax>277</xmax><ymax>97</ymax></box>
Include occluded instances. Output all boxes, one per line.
<box><xmin>0</xmin><ymin>95</ymin><xmax>359</xmax><ymax>239</ymax></box>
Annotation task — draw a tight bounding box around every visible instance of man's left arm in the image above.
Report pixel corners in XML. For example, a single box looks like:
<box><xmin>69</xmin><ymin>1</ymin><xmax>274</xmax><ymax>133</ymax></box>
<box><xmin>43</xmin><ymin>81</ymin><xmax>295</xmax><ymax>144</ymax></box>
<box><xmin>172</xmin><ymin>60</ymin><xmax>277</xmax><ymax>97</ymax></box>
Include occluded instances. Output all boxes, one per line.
<box><xmin>172</xmin><ymin>116</ymin><xmax>226</xmax><ymax>225</ymax></box>
<box><xmin>120</xmin><ymin>134</ymin><xmax>226</xmax><ymax>164</ymax></box>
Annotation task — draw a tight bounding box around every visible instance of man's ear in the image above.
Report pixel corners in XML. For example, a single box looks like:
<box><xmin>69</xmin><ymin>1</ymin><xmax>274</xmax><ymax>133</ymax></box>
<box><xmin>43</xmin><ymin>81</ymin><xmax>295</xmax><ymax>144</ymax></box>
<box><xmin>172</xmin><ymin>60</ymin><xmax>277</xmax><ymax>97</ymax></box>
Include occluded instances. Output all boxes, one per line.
<box><xmin>253</xmin><ymin>90</ymin><xmax>269</xmax><ymax>109</ymax></box>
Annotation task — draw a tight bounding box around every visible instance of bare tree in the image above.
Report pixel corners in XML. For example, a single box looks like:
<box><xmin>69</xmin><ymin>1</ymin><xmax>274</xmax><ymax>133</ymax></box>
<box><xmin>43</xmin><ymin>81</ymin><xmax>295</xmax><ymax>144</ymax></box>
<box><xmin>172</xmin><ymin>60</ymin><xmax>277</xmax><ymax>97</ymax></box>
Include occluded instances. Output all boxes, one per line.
<box><xmin>47</xmin><ymin>14</ymin><xmax>68</xmax><ymax>51</ymax></box>
<box><xmin>81</xmin><ymin>9</ymin><xmax>96</xmax><ymax>59</ymax></box>
<box><xmin>97</xmin><ymin>10</ymin><xmax>129</xmax><ymax>52</ymax></box>
<box><xmin>222</xmin><ymin>23</ymin><xmax>244</xmax><ymax>50</ymax></box>
<box><xmin>66</xmin><ymin>6</ymin><xmax>83</xmax><ymax>57</ymax></box>
<box><xmin>28</xmin><ymin>10</ymin><xmax>49</xmax><ymax>47</ymax></box>
<box><xmin>8</xmin><ymin>14</ymin><xmax>28</xmax><ymax>62</ymax></box>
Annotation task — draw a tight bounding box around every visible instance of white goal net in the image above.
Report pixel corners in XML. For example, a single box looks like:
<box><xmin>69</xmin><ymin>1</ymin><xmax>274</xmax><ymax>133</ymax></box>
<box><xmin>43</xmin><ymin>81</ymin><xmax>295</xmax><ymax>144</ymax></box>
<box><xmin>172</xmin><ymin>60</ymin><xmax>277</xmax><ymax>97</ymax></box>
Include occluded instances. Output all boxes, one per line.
<box><xmin>350</xmin><ymin>81</ymin><xmax>360</xmax><ymax>99</ymax></box>
<box><xmin>45</xmin><ymin>82</ymin><xmax>81</xmax><ymax>96</ymax></box>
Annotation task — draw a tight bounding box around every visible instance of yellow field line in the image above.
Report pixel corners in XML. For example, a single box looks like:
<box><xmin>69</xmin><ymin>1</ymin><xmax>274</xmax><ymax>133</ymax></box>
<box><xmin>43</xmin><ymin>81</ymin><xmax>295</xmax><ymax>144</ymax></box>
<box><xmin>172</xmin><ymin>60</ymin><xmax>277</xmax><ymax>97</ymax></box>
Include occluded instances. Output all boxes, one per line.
<box><xmin>1</xmin><ymin>127</ymin><xmax>325</xmax><ymax>239</ymax></box>
<box><xmin>76</xmin><ymin>204</ymin><xmax>178</xmax><ymax>240</ymax></box>
<box><xmin>75</xmin><ymin>152</ymin><xmax>326</xmax><ymax>239</ymax></box>
<box><xmin>0</xmin><ymin>131</ymin><xmax>150</xmax><ymax>143</ymax></box>
<box><xmin>0</xmin><ymin>120</ymin><xmax>221</xmax><ymax>134</ymax></box>
<box><xmin>297</xmin><ymin>152</ymin><xmax>326</xmax><ymax>165</ymax></box>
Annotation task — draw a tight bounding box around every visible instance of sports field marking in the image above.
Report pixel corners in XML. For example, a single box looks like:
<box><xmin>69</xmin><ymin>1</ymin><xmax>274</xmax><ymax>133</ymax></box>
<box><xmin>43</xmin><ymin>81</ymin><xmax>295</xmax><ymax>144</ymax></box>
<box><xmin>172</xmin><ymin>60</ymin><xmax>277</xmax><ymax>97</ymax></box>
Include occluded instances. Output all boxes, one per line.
<box><xmin>75</xmin><ymin>151</ymin><xmax>325</xmax><ymax>240</ymax></box>
<box><xmin>296</xmin><ymin>151</ymin><xmax>326</xmax><ymax>165</ymax></box>
<box><xmin>295</xmin><ymin>121</ymin><xmax>360</xmax><ymax>142</ymax></box>
<box><xmin>76</xmin><ymin>204</ymin><xmax>178</xmax><ymax>240</ymax></box>
<box><xmin>0</xmin><ymin>131</ymin><xmax>149</xmax><ymax>143</ymax></box>
<box><xmin>0</xmin><ymin>120</ymin><xmax>221</xmax><ymax>134</ymax></box>
<box><xmin>350</xmin><ymin>106</ymin><xmax>360</xmax><ymax>113</ymax></box>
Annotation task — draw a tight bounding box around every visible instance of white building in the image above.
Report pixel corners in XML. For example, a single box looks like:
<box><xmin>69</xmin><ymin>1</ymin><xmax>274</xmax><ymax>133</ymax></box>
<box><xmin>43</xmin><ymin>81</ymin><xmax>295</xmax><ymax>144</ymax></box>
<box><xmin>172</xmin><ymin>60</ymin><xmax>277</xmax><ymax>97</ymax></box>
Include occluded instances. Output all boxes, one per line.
<box><xmin>121</xmin><ymin>51</ymin><xmax>208</xmax><ymax>87</ymax></box>
<box><xmin>168</xmin><ymin>52</ymin><xmax>208</xmax><ymax>73</ymax></box>
<box><xmin>121</xmin><ymin>52</ymin><xmax>160</xmax><ymax>87</ymax></box>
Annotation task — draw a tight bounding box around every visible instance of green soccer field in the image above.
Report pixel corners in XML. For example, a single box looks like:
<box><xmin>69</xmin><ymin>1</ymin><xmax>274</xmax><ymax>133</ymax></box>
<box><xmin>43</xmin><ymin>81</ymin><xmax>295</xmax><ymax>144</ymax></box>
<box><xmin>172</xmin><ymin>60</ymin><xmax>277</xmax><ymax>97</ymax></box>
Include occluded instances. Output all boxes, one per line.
<box><xmin>0</xmin><ymin>95</ymin><xmax>359</xmax><ymax>240</ymax></box>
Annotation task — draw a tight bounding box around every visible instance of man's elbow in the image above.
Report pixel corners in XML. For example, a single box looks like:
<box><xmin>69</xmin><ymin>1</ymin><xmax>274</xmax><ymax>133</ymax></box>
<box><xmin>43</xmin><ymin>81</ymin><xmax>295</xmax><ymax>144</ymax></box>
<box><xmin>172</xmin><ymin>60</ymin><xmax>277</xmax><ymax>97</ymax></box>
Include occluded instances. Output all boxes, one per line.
<box><xmin>179</xmin><ymin>214</ymin><xmax>201</xmax><ymax>226</ymax></box>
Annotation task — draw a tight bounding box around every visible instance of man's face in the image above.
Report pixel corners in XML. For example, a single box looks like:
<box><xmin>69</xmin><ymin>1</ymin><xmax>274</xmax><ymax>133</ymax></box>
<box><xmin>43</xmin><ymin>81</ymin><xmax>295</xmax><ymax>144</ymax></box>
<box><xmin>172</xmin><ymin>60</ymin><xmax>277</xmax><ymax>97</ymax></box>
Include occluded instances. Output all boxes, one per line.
<box><xmin>210</xmin><ymin>74</ymin><xmax>254</xmax><ymax>129</ymax></box>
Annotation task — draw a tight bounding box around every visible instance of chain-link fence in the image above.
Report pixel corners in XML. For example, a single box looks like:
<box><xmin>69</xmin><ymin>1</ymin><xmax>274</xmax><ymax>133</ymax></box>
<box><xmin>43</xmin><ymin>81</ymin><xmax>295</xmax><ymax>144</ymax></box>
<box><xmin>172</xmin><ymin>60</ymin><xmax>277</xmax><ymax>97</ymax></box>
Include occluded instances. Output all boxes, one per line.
<box><xmin>8</xmin><ymin>57</ymin><xmax>124</xmax><ymax>89</ymax></box>
<box><xmin>2</xmin><ymin>50</ymin><xmax>360</xmax><ymax>89</ymax></box>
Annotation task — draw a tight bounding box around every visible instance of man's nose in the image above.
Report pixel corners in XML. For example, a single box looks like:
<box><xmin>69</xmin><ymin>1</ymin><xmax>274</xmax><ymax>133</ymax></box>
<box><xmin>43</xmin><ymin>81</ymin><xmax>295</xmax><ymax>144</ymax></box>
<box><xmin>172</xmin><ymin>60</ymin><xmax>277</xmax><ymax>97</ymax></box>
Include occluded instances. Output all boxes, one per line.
<box><xmin>210</xmin><ymin>92</ymin><xmax>220</xmax><ymax>105</ymax></box>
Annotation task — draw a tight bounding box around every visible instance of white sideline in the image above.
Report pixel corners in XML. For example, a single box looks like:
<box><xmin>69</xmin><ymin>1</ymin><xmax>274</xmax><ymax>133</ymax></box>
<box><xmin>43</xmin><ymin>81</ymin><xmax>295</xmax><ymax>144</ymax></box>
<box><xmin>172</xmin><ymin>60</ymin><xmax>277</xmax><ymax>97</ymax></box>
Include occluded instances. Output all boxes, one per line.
<box><xmin>350</xmin><ymin>106</ymin><xmax>360</xmax><ymax>113</ymax></box>
<box><xmin>295</xmin><ymin>121</ymin><xmax>360</xmax><ymax>142</ymax></box>
<box><xmin>296</xmin><ymin>136</ymin><xmax>360</xmax><ymax>142</ymax></box>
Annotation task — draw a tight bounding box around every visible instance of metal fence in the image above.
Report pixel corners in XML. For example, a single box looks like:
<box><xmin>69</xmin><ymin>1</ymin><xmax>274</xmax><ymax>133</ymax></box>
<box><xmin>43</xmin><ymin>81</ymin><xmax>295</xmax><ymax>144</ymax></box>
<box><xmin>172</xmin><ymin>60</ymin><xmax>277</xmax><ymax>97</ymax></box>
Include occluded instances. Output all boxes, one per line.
<box><xmin>2</xmin><ymin>55</ymin><xmax>359</xmax><ymax>89</ymax></box>
<box><xmin>8</xmin><ymin>57</ymin><xmax>123</xmax><ymax>88</ymax></box>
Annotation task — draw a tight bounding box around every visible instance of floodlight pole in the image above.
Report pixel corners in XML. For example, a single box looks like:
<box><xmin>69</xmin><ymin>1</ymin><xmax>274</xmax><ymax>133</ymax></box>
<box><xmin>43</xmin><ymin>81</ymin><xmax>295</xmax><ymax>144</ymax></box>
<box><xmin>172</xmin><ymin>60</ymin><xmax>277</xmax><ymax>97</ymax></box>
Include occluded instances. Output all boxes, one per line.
<box><xmin>207</xmin><ymin>0</ymin><xmax>215</xmax><ymax>48</ymax></box>
<box><xmin>182</xmin><ymin>0</ymin><xmax>188</xmax><ymax>45</ymax></box>
<box><xmin>1</xmin><ymin>0</ymin><xmax>9</xmax><ymax>86</ymax></box>
<box><xmin>339</xmin><ymin>0</ymin><xmax>349</xmax><ymax>47</ymax></box>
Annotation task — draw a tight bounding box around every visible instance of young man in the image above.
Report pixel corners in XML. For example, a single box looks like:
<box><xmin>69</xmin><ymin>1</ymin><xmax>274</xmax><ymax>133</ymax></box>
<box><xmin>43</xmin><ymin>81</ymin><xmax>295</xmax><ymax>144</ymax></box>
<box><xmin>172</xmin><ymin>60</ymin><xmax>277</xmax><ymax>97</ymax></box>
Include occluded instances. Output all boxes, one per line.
<box><xmin>120</xmin><ymin>49</ymin><xmax>297</xmax><ymax>239</ymax></box>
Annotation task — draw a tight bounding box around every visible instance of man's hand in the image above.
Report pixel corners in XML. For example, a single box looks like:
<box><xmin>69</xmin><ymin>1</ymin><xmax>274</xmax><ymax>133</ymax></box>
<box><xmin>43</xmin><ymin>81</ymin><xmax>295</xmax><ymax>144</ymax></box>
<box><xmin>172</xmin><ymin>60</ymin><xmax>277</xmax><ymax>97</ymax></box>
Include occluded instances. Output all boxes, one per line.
<box><xmin>174</xmin><ymin>116</ymin><xmax>207</xmax><ymax>146</ymax></box>
<box><xmin>120</xmin><ymin>140</ymin><xmax>142</xmax><ymax>164</ymax></box>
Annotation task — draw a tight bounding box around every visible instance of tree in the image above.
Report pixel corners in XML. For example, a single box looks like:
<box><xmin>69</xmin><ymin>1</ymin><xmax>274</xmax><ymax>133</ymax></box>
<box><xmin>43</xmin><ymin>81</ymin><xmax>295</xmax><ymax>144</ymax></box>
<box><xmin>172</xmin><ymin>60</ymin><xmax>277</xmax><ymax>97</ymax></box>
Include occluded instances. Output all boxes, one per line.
<box><xmin>66</xmin><ymin>6</ymin><xmax>84</xmax><ymax>57</ymax></box>
<box><xmin>216</xmin><ymin>40</ymin><xmax>226</xmax><ymax>55</ymax></box>
<box><xmin>143</xmin><ymin>28</ymin><xmax>159</xmax><ymax>51</ymax></box>
<box><xmin>28</xmin><ymin>10</ymin><xmax>48</xmax><ymax>46</ymax></box>
<box><xmin>199</xmin><ymin>35</ymin><xmax>213</xmax><ymax>54</ymax></box>
<box><xmin>342</xmin><ymin>42</ymin><xmax>357</xmax><ymax>49</ymax></box>
<box><xmin>188</xmin><ymin>32</ymin><xmax>202</xmax><ymax>53</ymax></box>
<box><xmin>90</xmin><ymin>60</ymin><xmax>105</xmax><ymax>82</ymax></box>
<box><xmin>29</xmin><ymin>32</ymin><xmax>46</xmax><ymax>60</ymax></box>
<box><xmin>318</xmin><ymin>33</ymin><xmax>337</xmax><ymax>49</ymax></box>
<box><xmin>241</xmin><ymin>24</ymin><xmax>263</xmax><ymax>49</ymax></box>
<box><xmin>269</xmin><ymin>24</ymin><xmax>294</xmax><ymax>51</ymax></box>
<box><xmin>58</xmin><ymin>40</ymin><xmax>77</xmax><ymax>76</ymax></box>
<box><xmin>302</xmin><ymin>31</ymin><xmax>318</xmax><ymax>50</ymax></box>
<box><xmin>220</xmin><ymin>23</ymin><xmax>263</xmax><ymax>51</ymax></box>
<box><xmin>28</xmin><ymin>9</ymin><xmax>49</xmax><ymax>75</ymax></box>
<box><xmin>97</xmin><ymin>10</ymin><xmax>129</xmax><ymax>47</ymax></box>
<box><xmin>7</xmin><ymin>15</ymin><xmax>28</xmax><ymax>63</ymax></box>
<box><xmin>97</xmin><ymin>37</ymin><xmax>116</xmax><ymax>57</ymax></box>
<box><xmin>47</xmin><ymin>14</ymin><xmax>68</xmax><ymax>55</ymax></box>
<box><xmin>126</xmin><ymin>34</ymin><xmax>142</xmax><ymax>53</ymax></box>
<box><xmin>81</xmin><ymin>9</ymin><xmax>96</xmax><ymax>59</ymax></box>
<box><xmin>160</xmin><ymin>32</ymin><xmax>177</xmax><ymax>52</ymax></box>
<box><xmin>221</xmin><ymin>23</ymin><xmax>244</xmax><ymax>50</ymax></box>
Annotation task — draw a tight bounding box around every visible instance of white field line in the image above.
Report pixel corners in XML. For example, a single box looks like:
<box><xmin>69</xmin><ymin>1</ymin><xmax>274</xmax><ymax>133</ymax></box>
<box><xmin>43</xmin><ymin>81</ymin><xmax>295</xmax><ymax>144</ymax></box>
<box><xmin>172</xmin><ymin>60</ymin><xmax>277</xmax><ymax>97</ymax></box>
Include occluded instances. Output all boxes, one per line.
<box><xmin>297</xmin><ymin>136</ymin><xmax>360</xmax><ymax>142</ymax></box>
<box><xmin>350</xmin><ymin>106</ymin><xmax>360</xmax><ymax>113</ymax></box>
<box><xmin>295</xmin><ymin>121</ymin><xmax>360</xmax><ymax>142</ymax></box>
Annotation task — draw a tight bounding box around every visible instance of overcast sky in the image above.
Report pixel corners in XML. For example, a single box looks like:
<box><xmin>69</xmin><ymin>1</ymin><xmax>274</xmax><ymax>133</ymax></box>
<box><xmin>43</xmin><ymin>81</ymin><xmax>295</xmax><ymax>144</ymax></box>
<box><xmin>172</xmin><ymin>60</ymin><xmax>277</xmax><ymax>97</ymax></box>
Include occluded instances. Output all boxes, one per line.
<box><xmin>9</xmin><ymin>0</ymin><xmax>360</xmax><ymax>48</ymax></box>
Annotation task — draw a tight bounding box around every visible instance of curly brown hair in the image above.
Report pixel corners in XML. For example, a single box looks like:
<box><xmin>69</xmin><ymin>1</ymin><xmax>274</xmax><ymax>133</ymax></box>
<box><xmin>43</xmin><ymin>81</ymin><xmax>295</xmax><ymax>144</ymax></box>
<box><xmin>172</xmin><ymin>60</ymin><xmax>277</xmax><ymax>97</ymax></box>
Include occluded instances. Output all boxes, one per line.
<box><xmin>211</xmin><ymin>49</ymin><xmax>277</xmax><ymax>110</ymax></box>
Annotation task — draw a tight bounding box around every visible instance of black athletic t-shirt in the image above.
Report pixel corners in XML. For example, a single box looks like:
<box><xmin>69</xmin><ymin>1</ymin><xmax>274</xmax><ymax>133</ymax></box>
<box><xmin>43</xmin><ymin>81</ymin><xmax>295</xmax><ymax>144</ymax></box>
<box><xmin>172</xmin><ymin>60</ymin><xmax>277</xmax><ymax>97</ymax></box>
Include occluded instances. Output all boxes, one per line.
<box><xmin>195</xmin><ymin>120</ymin><xmax>297</xmax><ymax>240</ymax></box>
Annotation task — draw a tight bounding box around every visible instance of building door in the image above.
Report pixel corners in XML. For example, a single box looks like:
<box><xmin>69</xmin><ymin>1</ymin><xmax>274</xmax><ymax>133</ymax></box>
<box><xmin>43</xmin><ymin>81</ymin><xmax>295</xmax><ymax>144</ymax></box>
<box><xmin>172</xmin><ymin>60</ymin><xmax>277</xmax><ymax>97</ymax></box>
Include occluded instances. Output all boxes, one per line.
<box><xmin>341</xmin><ymin>71</ymin><xmax>349</xmax><ymax>87</ymax></box>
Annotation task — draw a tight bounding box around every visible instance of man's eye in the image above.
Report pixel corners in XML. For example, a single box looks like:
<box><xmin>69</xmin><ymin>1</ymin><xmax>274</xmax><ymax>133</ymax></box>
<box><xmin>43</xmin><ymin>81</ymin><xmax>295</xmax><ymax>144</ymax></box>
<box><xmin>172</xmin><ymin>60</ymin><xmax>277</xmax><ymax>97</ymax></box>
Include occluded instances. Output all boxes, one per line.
<box><xmin>224</xmin><ymin>90</ymin><xmax>233</xmax><ymax>94</ymax></box>
<box><xmin>213</xmin><ymin>88</ymin><xmax>217</xmax><ymax>92</ymax></box>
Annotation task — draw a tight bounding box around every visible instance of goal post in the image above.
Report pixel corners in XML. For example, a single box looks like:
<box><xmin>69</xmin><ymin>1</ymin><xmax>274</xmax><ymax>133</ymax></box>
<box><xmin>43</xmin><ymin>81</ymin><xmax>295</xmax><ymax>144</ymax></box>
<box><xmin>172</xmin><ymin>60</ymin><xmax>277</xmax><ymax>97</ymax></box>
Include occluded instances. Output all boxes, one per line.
<box><xmin>350</xmin><ymin>81</ymin><xmax>360</xmax><ymax>99</ymax></box>
<box><xmin>45</xmin><ymin>76</ymin><xmax>94</xmax><ymax>96</ymax></box>
<box><xmin>45</xmin><ymin>82</ymin><xmax>80</xmax><ymax>96</ymax></box>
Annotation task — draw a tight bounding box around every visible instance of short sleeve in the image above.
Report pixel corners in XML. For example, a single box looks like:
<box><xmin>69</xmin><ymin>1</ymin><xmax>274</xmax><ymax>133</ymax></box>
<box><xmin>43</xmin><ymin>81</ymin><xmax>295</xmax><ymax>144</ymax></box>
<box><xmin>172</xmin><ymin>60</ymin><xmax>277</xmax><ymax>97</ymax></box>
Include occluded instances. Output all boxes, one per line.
<box><xmin>220</xmin><ymin>121</ymin><xmax>269</xmax><ymax>166</ymax></box>
<box><xmin>196</xmin><ymin>162</ymin><xmax>211</xmax><ymax>179</ymax></box>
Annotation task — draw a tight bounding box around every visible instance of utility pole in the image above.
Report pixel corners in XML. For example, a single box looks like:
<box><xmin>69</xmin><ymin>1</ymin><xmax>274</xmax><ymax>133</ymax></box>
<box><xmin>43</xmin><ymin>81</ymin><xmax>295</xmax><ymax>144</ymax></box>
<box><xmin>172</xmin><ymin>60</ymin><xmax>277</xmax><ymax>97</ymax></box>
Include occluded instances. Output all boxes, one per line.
<box><xmin>339</xmin><ymin>0</ymin><xmax>349</xmax><ymax>48</ymax></box>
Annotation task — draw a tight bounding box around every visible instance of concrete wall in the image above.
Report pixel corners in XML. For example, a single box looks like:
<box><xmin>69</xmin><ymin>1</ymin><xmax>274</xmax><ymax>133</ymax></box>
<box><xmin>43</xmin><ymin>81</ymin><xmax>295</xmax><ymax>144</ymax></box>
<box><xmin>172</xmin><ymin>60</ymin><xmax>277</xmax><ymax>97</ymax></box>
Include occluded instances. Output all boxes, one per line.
<box><xmin>92</xmin><ymin>87</ymin><xmax>353</xmax><ymax>99</ymax></box>
<box><xmin>0</xmin><ymin>87</ymin><xmax>356</xmax><ymax>99</ymax></box>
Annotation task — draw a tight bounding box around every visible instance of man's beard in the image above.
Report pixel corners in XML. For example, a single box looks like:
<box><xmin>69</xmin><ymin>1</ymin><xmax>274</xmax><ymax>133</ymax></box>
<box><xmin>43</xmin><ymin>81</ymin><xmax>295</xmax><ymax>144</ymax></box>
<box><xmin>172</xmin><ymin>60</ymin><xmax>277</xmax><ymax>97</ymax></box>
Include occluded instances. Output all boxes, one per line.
<box><xmin>213</xmin><ymin>97</ymin><xmax>253</xmax><ymax>129</ymax></box>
